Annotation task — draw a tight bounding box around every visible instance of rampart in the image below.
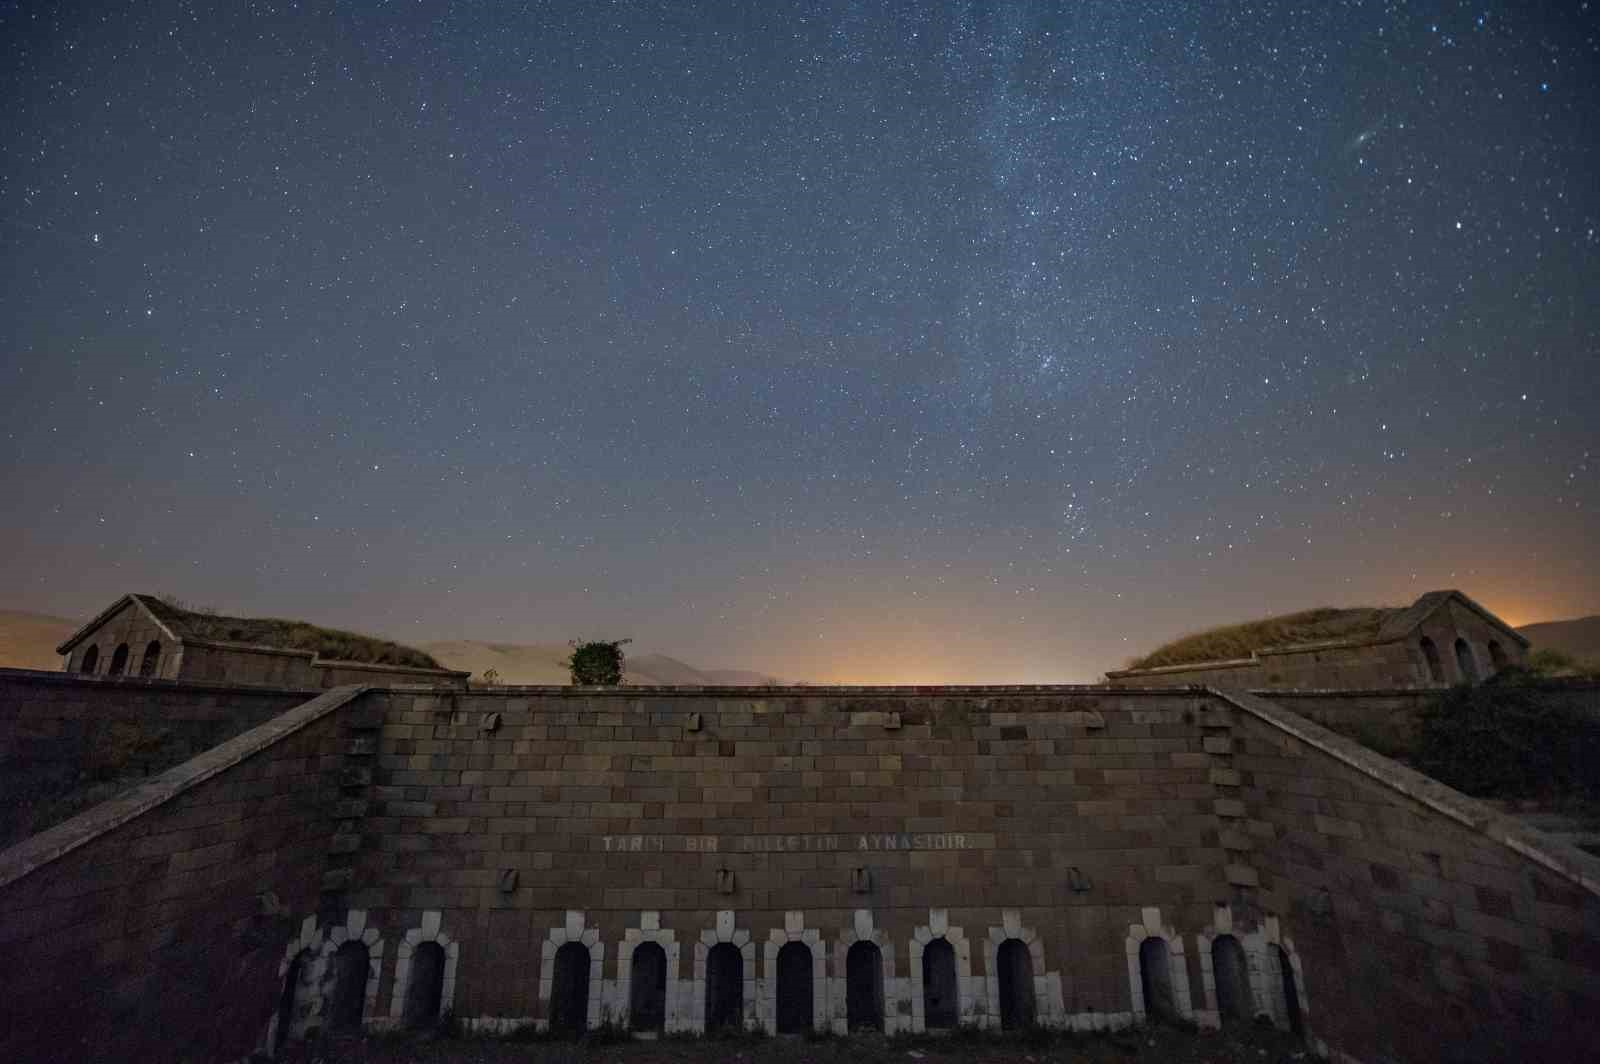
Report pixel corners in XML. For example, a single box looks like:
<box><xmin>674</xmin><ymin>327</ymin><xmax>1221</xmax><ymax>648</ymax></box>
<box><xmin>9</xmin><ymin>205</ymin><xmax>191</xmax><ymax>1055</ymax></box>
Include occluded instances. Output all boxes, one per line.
<box><xmin>0</xmin><ymin>669</ymin><xmax>321</xmax><ymax>845</ymax></box>
<box><xmin>0</xmin><ymin>682</ymin><xmax>1595</xmax><ymax>1063</ymax></box>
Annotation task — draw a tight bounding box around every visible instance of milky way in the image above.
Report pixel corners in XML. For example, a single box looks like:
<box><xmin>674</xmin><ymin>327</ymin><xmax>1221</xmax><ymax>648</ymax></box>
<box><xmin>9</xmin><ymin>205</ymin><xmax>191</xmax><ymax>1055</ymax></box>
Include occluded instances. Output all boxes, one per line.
<box><xmin>2</xmin><ymin>2</ymin><xmax>1595</xmax><ymax>682</ymax></box>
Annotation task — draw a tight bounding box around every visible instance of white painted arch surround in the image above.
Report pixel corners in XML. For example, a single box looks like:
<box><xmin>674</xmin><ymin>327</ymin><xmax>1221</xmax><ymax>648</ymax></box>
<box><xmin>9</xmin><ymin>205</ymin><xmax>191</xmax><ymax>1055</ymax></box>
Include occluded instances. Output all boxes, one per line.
<box><xmin>616</xmin><ymin>911</ymin><xmax>683</xmax><ymax>1032</ymax></box>
<box><xmin>388</xmin><ymin>909</ymin><xmax>460</xmax><ymax>1024</ymax></box>
<box><xmin>539</xmin><ymin>910</ymin><xmax>605</xmax><ymax>1032</ymax></box>
<box><xmin>693</xmin><ymin>909</ymin><xmax>757</xmax><ymax>1032</ymax></box>
<box><xmin>907</xmin><ymin>908</ymin><xmax>974</xmax><ymax>1032</ymax></box>
<box><xmin>831</xmin><ymin>909</ymin><xmax>902</xmax><ymax>1034</ymax></box>
<box><xmin>1124</xmin><ymin>906</ymin><xmax>1194</xmax><ymax>1023</ymax></box>
<box><xmin>763</xmin><ymin>910</ymin><xmax>827</xmax><ymax>1034</ymax></box>
<box><xmin>983</xmin><ymin>909</ymin><xmax>1064</xmax><ymax>1028</ymax></box>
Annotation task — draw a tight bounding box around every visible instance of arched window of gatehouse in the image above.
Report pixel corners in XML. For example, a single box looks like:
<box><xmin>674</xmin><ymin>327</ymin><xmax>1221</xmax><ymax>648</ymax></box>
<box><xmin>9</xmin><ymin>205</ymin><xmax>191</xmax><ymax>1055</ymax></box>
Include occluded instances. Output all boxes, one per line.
<box><xmin>80</xmin><ymin>645</ymin><xmax>100</xmax><ymax>674</ymax></box>
<box><xmin>1488</xmin><ymin>640</ymin><xmax>1508</xmax><ymax>672</ymax></box>
<box><xmin>1454</xmin><ymin>638</ymin><xmax>1479</xmax><ymax>683</ymax></box>
<box><xmin>107</xmin><ymin>643</ymin><xmax>129</xmax><ymax>676</ymax></box>
<box><xmin>1419</xmin><ymin>637</ymin><xmax>1444</xmax><ymax>683</ymax></box>
<box><xmin>139</xmin><ymin>640</ymin><xmax>162</xmax><ymax>678</ymax></box>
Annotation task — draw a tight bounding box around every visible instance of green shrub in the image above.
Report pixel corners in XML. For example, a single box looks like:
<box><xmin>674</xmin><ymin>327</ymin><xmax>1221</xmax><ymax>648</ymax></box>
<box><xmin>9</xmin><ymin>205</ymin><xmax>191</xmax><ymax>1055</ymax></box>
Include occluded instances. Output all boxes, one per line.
<box><xmin>566</xmin><ymin>639</ymin><xmax>631</xmax><ymax>686</ymax></box>
<box><xmin>1413</xmin><ymin>675</ymin><xmax>1600</xmax><ymax>799</ymax></box>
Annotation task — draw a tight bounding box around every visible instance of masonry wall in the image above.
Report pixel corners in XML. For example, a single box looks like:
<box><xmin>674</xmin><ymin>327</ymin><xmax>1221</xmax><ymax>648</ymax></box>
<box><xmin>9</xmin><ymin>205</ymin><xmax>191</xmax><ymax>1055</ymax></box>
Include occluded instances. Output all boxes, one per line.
<box><xmin>1226</xmin><ymin>692</ymin><xmax>1600</xmax><ymax>1062</ymax></box>
<box><xmin>0</xmin><ymin>688</ymin><xmax>363</xmax><ymax>1064</ymax></box>
<box><xmin>336</xmin><ymin>687</ymin><xmax>1231</xmax><ymax>1034</ymax></box>
<box><xmin>1262</xmin><ymin>680</ymin><xmax>1600</xmax><ymax>753</ymax></box>
<box><xmin>0</xmin><ymin>668</ymin><xmax>321</xmax><ymax>844</ymax></box>
<box><xmin>178</xmin><ymin>640</ymin><xmax>321</xmax><ymax>687</ymax></box>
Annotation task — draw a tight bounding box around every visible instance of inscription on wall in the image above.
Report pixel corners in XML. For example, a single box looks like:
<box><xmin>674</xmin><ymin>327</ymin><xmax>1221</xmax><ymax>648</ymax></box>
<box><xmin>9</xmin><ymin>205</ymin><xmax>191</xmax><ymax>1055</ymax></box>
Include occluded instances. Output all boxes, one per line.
<box><xmin>598</xmin><ymin>832</ymin><xmax>986</xmax><ymax>853</ymax></box>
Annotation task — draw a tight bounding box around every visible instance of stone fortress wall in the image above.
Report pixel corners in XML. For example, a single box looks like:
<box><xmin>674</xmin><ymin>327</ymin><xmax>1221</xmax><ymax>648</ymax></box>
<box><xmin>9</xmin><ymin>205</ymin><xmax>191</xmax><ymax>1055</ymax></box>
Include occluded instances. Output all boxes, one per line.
<box><xmin>0</xmin><ymin>678</ymin><xmax>1596</xmax><ymax>1063</ymax></box>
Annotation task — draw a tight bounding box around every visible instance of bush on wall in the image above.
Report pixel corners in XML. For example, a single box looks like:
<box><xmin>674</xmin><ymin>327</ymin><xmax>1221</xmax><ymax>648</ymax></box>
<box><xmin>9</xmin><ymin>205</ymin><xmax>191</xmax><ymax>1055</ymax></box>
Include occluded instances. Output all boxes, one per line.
<box><xmin>566</xmin><ymin>639</ymin><xmax>631</xmax><ymax>686</ymax></box>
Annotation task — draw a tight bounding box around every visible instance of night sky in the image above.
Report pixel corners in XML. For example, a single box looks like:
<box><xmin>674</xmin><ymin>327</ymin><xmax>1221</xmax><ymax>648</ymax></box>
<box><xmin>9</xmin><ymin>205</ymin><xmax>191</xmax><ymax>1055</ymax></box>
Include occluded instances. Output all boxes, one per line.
<box><xmin>3</xmin><ymin>2</ymin><xmax>1596</xmax><ymax>683</ymax></box>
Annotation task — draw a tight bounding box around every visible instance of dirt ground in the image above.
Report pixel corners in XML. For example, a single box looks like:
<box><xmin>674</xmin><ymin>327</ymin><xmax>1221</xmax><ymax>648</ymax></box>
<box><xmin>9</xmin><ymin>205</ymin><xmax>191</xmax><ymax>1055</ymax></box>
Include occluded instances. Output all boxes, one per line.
<box><xmin>278</xmin><ymin>1022</ymin><xmax>1313</xmax><ymax>1064</ymax></box>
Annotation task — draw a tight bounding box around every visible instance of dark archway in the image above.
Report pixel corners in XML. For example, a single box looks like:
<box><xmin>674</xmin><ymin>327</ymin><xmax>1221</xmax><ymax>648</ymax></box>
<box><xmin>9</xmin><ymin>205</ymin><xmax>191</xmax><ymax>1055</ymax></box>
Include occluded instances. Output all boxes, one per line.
<box><xmin>996</xmin><ymin>938</ymin><xmax>1035</xmax><ymax>1030</ymax></box>
<box><xmin>276</xmin><ymin>949</ymin><xmax>313</xmax><ymax>1049</ymax></box>
<box><xmin>705</xmin><ymin>942</ymin><xmax>744</xmax><ymax>1031</ymax></box>
<box><xmin>403</xmin><ymin>941</ymin><xmax>446</xmax><ymax>1028</ymax></box>
<box><xmin>629</xmin><ymin>941</ymin><xmax>667</xmax><ymax>1032</ymax></box>
<box><xmin>775</xmin><ymin>941</ymin><xmax>813</xmax><ymax>1034</ymax></box>
<box><xmin>328</xmin><ymin>940</ymin><xmax>369</xmax><ymax>1031</ymax></box>
<box><xmin>1274</xmin><ymin>945</ymin><xmax>1303</xmax><ymax>1035</ymax></box>
<box><xmin>1419</xmin><ymin>637</ymin><xmax>1444</xmax><ymax>683</ymax></box>
<box><xmin>1211</xmin><ymin>935</ymin><xmax>1253</xmax><ymax>1024</ymax></box>
<box><xmin>550</xmin><ymin>941</ymin><xmax>590</xmax><ymax>1037</ymax></box>
<box><xmin>922</xmin><ymin>937</ymin><xmax>958</xmax><ymax>1029</ymax></box>
<box><xmin>80</xmin><ymin>645</ymin><xmax>99</xmax><ymax>674</ymax></box>
<box><xmin>1488</xmin><ymin>640</ymin><xmax>1508</xmax><ymax>671</ymax></box>
<box><xmin>138</xmin><ymin>640</ymin><xmax>161</xmax><ymax>678</ymax></box>
<box><xmin>107</xmin><ymin>643</ymin><xmax>129</xmax><ymax>676</ymax></box>
<box><xmin>845</xmin><ymin>941</ymin><xmax>884</xmax><ymax>1031</ymax></box>
<box><xmin>1139</xmin><ymin>937</ymin><xmax>1177</xmax><ymax>1022</ymax></box>
<box><xmin>1454</xmin><ymin>638</ymin><xmax>1479</xmax><ymax>683</ymax></box>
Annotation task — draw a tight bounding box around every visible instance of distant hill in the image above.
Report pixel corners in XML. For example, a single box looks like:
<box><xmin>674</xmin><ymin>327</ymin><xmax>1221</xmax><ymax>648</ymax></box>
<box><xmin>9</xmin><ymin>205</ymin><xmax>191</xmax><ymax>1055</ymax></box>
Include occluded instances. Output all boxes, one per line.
<box><xmin>0</xmin><ymin>610</ymin><xmax>80</xmax><ymax>671</ymax></box>
<box><xmin>420</xmin><ymin>641</ymin><xmax>784</xmax><ymax>687</ymax></box>
<box><xmin>1517</xmin><ymin>615</ymin><xmax>1600</xmax><ymax>664</ymax></box>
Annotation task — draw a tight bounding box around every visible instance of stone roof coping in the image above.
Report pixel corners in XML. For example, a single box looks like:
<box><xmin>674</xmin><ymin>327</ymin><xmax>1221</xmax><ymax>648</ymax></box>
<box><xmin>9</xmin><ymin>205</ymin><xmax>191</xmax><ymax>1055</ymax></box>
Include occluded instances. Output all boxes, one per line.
<box><xmin>316</xmin><ymin>659</ymin><xmax>472</xmax><ymax>678</ymax></box>
<box><xmin>452</xmin><ymin>683</ymin><xmax>1210</xmax><ymax>696</ymax></box>
<box><xmin>1217</xmin><ymin>688</ymin><xmax>1600</xmax><ymax>899</ymax></box>
<box><xmin>0</xmin><ymin>665</ymin><xmax>322</xmax><ymax>697</ymax></box>
<box><xmin>180</xmin><ymin>637</ymin><xmax>319</xmax><ymax>659</ymax></box>
<box><xmin>0</xmin><ymin>685</ymin><xmax>370</xmax><ymax>891</ymax></box>
<box><xmin>1104</xmin><ymin>658</ymin><xmax>1257</xmax><ymax>678</ymax></box>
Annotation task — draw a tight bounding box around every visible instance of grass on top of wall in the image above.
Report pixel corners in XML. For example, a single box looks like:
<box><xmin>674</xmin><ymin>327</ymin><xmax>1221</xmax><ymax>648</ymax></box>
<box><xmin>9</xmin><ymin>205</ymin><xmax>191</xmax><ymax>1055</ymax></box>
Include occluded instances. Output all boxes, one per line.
<box><xmin>1128</xmin><ymin>607</ymin><xmax>1392</xmax><ymax>670</ymax></box>
<box><xmin>144</xmin><ymin>595</ymin><xmax>441</xmax><ymax>669</ymax></box>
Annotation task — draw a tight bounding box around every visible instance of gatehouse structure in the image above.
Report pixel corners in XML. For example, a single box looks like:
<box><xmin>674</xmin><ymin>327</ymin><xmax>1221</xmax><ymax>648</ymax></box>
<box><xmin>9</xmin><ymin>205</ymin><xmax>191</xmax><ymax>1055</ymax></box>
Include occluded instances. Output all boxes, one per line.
<box><xmin>0</xmin><ymin>672</ymin><xmax>1596</xmax><ymax>1063</ymax></box>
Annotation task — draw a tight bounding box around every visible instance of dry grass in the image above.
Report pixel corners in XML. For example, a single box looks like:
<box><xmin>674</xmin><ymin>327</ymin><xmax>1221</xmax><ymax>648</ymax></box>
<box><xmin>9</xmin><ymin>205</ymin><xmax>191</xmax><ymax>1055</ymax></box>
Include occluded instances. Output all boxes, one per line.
<box><xmin>146</xmin><ymin>597</ymin><xmax>442</xmax><ymax>669</ymax></box>
<box><xmin>1128</xmin><ymin>607</ymin><xmax>1392</xmax><ymax>670</ymax></box>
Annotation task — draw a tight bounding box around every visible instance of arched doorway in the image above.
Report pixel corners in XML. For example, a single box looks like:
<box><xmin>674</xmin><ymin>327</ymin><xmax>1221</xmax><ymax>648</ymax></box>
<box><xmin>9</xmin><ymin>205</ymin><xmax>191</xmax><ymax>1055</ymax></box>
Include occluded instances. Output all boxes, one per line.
<box><xmin>550</xmin><ymin>941</ymin><xmax>590</xmax><ymax>1037</ymax></box>
<box><xmin>139</xmin><ymin>640</ymin><xmax>162</xmax><ymax>678</ymax></box>
<box><xmin>996</xmin><ymin>938</ymin><xmax>1035</xmax><ymax>1029</ymax></box>
<box><xmin>403</xmin><ymin>941</ymin><xmax>446</xmax><ymax>1028</ymax></box>
<box><xmin>1139</xmin><ymin>937</ymin><xmax>1177</xmax><ymax>1022</ymax></box>
<box><xmin>922</xmin><ymin>937</ymin><xmax>958</xmax><ymax>1029</ymax></box>
<box><xmin>275</xmin><ymin>949</ymin><xmax>314</xmax><ymax>1049</ymax></box>
<box><xmin>845</xmin><ymin>940</ymin><xmax>884</xmax><ymax>1031</ymax></box>
<box><xmin>705</xmin><ymin>942</ymin><xmax>743</xmax><ymax>1031</ymax></box>
<box><xmin>107</xmin><ymin>643</ymin><xmax>129</xmax><ymax>676</ymax></box>
<box><xmin>775</xmin><ymin>941</ymin><xmax>813</xmax><ymax>1033</ymax></box>
<box><xmin>327</xmin><ymin>940</ymin><xmax>369</xmax><ymax>1030</ymax></box>
<box><xmin>1274</xmin><ymin>945</ymin><xmax>1304</xmax><ymax>1035</ymax></box>
<box><xmin>629</xmin><ymin>941</ymin><xmax>667</xmax><ymax>1033</ymax></box>
<box><xmin>1211</xmin><ymin>935</ymin><xmax>1253</xmax><ymax>1024</ymax></box>
<box><xmin>1454</xmin><ymin>638</ymin><xmax>1479</xmax><ymax>683</ymax></box>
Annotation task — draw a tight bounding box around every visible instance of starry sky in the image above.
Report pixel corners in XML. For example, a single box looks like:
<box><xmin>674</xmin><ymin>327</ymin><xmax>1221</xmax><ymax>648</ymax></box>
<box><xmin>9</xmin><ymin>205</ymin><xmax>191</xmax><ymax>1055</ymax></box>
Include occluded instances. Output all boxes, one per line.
<box><xmin>2</xmin><ymin>1</ymin><xmax>1596</xmax><ymax>683</ymax></box>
